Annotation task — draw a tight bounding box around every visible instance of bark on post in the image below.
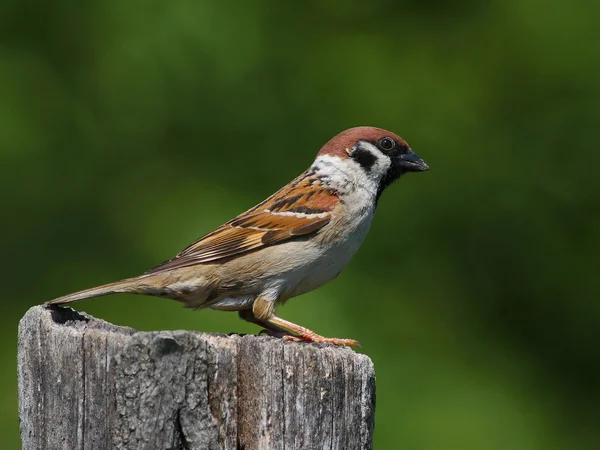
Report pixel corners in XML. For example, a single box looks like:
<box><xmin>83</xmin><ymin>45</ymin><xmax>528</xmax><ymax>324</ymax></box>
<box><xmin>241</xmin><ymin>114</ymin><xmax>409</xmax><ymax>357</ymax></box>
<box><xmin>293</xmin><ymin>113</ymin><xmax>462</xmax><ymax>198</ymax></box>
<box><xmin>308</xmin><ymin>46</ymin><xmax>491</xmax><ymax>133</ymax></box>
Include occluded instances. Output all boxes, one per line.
<box><xmin>18</xmin><ymin>305</ymin><xmax>375</xmax><ymax>450</ymax></box>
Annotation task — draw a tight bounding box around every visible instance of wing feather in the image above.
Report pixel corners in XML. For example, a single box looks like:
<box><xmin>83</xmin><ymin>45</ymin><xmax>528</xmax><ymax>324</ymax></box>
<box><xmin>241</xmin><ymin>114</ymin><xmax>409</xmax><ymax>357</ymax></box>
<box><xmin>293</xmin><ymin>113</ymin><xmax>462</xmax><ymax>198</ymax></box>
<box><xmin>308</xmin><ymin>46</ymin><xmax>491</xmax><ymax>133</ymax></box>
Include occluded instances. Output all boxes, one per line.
<box><xmin>146</xmin><ymin>170</ymin><xmax>337</xmax><ymax>273</ymax></box>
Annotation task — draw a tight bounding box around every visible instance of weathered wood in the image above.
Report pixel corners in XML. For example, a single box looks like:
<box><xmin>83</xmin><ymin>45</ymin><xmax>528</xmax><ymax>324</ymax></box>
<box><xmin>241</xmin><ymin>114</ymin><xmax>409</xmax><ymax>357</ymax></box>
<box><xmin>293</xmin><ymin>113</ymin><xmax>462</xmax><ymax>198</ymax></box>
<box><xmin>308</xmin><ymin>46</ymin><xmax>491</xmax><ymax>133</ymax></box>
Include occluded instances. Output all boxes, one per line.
<box><xmin>18</xmin><ymin>305</ymin><xmax>375</xmax><ymax>450</ymax></box>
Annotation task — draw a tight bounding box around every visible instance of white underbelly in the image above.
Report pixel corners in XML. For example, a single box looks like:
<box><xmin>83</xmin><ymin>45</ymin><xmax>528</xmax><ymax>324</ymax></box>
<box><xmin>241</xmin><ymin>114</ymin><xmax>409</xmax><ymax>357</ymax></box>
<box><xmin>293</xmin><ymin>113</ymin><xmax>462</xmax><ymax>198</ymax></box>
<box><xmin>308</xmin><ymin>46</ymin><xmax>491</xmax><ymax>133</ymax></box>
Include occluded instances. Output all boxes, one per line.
<box><xmin>282</xmin><ymin>242</ymin><xmax>359</xmax><ymax>297</ymax></box>
<box><xmin>210</xmin><ymin>236</ymin><xmax>362</xmax><ymax>310</ymax></box>
<box><xmin>278</xmin><ymin>216</ymin><xmax>373</xmax><ymax>299</ymax></box>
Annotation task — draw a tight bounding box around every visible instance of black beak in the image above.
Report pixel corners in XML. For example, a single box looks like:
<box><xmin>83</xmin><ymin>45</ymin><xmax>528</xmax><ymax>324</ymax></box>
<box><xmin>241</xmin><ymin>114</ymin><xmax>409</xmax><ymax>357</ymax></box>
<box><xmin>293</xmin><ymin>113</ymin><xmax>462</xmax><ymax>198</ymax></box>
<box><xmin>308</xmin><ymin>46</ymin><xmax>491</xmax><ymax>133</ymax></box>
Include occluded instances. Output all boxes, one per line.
<box><xmin>397</xmin><ymin>149</ymin><xmax>429</xmax><ymax>172</ymax></box>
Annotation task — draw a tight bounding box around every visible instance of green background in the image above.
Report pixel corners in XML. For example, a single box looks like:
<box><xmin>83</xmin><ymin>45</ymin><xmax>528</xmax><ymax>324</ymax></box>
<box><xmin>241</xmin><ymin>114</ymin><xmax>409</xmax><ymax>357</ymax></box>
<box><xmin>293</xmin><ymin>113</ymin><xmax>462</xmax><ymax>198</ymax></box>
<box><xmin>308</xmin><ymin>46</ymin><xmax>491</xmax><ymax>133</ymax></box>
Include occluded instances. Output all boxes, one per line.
<box><xmin>3</xmin><ymin>1</ymin><xmax>599</xmax><ymax>448</ymax></box>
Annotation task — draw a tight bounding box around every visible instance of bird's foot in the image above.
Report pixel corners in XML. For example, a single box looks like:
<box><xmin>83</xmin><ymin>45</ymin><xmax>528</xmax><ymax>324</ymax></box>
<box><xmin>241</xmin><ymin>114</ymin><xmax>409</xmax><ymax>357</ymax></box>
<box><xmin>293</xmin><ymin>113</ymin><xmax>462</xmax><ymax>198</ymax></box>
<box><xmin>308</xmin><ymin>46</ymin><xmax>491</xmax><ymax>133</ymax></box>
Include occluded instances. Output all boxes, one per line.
<box><xmin>260</xmin><ymin>328</ymin><xmax>360</xmax><ymax>347</ymax></box>
<box><xmin>282</xmin><ymin>333</ymin><xmax>361</xmax><ymax>347</ymax></box>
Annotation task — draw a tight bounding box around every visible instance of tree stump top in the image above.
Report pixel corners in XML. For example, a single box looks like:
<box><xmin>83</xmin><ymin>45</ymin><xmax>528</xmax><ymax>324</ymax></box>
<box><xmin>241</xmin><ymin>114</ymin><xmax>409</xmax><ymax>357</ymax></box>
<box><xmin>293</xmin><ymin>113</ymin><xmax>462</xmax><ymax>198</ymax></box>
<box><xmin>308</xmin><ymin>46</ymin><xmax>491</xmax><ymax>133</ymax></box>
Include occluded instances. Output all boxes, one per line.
<box><xmin>18</xmin><ymin>305</ymin><xmax>375</xmax><ymax>450</ymax></box>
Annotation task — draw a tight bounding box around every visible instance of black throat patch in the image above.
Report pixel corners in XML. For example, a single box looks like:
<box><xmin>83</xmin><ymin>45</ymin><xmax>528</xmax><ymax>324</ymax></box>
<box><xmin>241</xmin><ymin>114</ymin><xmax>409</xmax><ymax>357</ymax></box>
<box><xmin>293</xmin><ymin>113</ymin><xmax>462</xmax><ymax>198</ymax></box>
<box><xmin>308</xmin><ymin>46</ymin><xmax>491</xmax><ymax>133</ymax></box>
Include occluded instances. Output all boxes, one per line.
<box><xmin>376</xmin><ymin>165</ymin><xmax>404</xmax><ymax>204</ymax></box>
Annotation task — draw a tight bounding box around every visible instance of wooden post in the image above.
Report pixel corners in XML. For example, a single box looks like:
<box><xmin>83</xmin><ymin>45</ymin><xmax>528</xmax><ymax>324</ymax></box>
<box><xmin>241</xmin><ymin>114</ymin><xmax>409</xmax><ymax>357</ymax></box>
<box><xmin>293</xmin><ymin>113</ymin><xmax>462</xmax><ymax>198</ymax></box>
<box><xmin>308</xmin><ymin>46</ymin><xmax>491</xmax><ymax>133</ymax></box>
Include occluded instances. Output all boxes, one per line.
<box><xmin>18</xmin><ymin>305</ymin><xmax>375</xmax><ymax>450</ymax></box>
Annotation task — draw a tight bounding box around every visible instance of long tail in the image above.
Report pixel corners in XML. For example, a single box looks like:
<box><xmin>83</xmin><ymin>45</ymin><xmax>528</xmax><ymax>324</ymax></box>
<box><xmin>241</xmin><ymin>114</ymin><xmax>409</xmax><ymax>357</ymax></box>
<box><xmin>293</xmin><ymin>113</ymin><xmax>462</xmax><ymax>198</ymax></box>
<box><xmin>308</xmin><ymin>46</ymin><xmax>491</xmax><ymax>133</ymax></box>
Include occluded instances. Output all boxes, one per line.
<box><xmin>46</xmin><ymin>277</ymin><xmax>144</xmax><ymax>305</ymax></box>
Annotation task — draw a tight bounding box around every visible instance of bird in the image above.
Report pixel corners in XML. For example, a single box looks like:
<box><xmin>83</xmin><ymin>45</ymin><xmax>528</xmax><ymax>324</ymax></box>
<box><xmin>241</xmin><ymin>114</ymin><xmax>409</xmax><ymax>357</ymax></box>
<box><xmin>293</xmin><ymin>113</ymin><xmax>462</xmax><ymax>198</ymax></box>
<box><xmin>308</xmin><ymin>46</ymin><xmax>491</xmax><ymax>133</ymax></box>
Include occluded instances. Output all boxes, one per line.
<box><xmin>47</xmin><ymin>126</ymin><xmax>429</xmax><ymax>346</ymax></box>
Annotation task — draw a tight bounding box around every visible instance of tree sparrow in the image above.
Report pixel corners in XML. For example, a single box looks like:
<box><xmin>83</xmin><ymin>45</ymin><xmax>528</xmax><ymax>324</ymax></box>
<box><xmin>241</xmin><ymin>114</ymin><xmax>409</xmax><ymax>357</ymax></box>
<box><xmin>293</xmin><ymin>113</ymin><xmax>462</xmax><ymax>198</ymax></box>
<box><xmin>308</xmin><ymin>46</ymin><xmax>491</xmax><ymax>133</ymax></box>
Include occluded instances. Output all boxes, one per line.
<box><xmin>48</xmin><ymin>127</ymin><xmax>429</xmax><ymax>346</ymax></box>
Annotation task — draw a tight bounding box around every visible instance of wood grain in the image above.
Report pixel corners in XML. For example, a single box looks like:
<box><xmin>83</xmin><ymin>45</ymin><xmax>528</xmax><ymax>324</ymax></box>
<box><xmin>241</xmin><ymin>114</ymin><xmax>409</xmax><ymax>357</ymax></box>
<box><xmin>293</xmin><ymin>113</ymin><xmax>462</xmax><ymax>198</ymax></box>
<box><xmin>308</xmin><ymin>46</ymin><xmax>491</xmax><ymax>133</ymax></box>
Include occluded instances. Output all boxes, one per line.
<box><xmin>18</xmin><ymin>305</ymin><xmax>375</xmax><ymax>450</ymax></box>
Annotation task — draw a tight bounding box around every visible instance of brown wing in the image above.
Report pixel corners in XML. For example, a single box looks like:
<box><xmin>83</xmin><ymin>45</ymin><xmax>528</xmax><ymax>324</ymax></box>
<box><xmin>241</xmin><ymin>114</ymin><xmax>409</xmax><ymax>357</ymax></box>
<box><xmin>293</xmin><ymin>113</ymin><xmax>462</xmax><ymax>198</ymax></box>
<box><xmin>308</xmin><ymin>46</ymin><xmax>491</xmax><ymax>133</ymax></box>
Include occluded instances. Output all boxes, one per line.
<box><xmin>146</xmin><ymin>170</ymin><xmax>338</xmax><ymax>273</ymax></box>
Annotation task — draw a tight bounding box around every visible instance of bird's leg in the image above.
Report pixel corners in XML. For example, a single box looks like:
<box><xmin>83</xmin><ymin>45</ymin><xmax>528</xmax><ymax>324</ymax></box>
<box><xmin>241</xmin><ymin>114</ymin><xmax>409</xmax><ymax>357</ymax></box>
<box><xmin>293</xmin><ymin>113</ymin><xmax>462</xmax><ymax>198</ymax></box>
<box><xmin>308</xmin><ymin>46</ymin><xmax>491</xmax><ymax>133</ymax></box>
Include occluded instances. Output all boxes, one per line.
<box><xmin>248</xmin><ymin>296</ymin><xmax>361</xmax><ymax>347</ymax></box>
<box><xmin>266</xmin><ymin>315</ymin><xmax>361</xmax><ymax>347</ymax></box>
<box><xmin>238</xmin><ymin>310</ymin><xmax>291</xmax><ymax>337</ymax></box>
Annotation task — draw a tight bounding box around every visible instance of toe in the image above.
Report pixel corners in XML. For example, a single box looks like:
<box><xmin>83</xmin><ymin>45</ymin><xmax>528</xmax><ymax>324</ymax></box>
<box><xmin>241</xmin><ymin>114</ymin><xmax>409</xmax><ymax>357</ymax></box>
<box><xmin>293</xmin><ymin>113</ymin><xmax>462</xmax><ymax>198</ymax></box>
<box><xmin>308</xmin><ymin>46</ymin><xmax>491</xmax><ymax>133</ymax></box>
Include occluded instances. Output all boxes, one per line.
<box><xmin>281</xmin><ymin>335</ymin><xmax>304</xmax><ymax>342</ymax></box>
<box><xmin>327</xmin><ymin>338</ymin><xmax>362</xmax><ymax>347</ymax></box>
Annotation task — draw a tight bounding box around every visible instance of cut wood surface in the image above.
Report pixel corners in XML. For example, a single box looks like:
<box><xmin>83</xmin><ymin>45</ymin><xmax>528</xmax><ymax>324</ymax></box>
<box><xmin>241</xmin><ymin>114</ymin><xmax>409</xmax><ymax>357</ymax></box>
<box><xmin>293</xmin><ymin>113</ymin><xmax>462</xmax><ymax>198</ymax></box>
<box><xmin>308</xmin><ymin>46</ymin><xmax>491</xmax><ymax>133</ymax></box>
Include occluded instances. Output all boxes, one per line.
<box><xmin>18</xmin><ymin>305</ymin><xmax>376</xmax><ymax>450</ymax></box>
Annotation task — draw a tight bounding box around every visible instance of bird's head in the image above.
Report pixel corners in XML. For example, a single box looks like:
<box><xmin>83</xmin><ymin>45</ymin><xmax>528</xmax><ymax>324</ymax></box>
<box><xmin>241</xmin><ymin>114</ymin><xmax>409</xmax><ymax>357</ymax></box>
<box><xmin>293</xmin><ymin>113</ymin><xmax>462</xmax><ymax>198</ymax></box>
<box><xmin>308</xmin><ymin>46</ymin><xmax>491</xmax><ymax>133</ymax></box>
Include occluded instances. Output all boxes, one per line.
<box><xmin>316</xmin><ymin>126</ymin><xmax>429</xmax><ymax>199</ymax></box>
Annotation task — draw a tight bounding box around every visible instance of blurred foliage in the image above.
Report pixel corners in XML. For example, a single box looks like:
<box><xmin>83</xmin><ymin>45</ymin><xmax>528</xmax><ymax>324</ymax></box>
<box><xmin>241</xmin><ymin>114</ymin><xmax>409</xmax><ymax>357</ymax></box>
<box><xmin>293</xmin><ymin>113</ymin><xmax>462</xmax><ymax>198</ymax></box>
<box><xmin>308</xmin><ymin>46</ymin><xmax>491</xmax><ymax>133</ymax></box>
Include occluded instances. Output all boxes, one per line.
<box><xmin>2</xmin><ymin>0</ymin><xmax>600</xmax><ymax>448</ymax></box>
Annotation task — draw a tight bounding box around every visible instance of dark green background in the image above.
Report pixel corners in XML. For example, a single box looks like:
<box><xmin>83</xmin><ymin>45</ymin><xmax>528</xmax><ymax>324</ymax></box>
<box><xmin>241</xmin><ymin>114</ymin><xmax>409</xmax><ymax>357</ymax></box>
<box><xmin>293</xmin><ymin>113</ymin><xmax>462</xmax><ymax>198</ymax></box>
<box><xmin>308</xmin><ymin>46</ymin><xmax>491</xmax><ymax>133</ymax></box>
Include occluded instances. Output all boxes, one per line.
<box><xmin>3</xmin><ymin>1</ymin><xmax>599</xmax><ymax>448</ymax></box>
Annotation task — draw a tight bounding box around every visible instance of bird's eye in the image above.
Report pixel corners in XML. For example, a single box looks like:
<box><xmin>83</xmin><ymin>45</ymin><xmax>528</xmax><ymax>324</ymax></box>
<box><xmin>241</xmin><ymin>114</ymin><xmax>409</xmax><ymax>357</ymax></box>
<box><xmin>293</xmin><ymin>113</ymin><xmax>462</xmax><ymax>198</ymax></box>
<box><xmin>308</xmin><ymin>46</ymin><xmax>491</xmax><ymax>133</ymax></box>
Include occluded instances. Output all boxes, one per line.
<box><xmin>379</xmin><ymin>137</ymin><xmax>395</xmax><ymax>151</ymax></box>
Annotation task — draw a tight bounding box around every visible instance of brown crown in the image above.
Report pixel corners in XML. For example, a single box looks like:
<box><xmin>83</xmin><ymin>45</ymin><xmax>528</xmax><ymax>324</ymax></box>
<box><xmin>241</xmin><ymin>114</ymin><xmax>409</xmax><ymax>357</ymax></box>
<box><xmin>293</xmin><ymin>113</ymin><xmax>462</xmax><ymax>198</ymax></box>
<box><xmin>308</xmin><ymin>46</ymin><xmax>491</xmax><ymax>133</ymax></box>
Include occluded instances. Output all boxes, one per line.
<box><xmin>317</xmin><ymin>126</ymin><xmax>408</xmax><ymax>158</ymax></box>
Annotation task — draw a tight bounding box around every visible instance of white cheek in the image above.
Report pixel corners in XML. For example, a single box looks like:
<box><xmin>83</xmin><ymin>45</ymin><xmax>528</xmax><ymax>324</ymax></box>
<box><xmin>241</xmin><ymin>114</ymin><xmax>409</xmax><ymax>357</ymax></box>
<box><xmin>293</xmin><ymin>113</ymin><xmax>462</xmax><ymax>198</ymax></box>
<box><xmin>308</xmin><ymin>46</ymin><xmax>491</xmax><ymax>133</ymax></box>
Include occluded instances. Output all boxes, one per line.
<box><xmin>311</xmin><ymin>154</ymin><xmax>358</xmax><ymax>190</ymax></box>
<box><xmin>312</xmin><ymin>152</ymin><xmax>389</xmax><ymax>195</ymax></box>
<box><xmin>311</xmin><ymin>154</ymin><xmax>380</xmax><ymax>201</ymax></box>
<box><xmin>373</xmin><ymin>155</ymin><xmax>391</xmax><ymax>175</ymax></box>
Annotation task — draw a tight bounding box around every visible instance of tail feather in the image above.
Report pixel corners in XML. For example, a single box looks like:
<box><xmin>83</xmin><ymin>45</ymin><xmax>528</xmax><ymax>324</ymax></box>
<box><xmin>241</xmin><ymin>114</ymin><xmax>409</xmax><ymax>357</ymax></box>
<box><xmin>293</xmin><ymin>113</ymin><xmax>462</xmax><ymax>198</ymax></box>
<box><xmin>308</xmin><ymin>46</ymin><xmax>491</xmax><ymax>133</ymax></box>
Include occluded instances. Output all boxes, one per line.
<box><xmin>46</xmin><ymin>277</ymin><xmax>141</xmax><ymax>305</ymax></box>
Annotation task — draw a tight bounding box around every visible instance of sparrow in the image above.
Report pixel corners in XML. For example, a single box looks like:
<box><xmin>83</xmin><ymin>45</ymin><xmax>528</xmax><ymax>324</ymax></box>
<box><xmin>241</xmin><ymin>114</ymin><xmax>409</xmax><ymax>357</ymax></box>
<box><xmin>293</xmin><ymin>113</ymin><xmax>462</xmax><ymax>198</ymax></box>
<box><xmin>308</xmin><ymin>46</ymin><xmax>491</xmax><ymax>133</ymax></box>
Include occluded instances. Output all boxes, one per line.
<box><xmin>48</xmin><ymin>127</ymin><xmax>429</xmax><ymax>346</ymax></box>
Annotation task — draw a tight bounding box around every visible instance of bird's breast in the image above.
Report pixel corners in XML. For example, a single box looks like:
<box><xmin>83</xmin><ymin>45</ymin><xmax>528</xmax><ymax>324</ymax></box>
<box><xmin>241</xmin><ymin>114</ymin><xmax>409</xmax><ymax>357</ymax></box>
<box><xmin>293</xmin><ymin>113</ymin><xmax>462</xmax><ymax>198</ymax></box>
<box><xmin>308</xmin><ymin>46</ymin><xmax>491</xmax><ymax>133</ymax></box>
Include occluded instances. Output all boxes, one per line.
<box><xmin>278</xmin><ymin>207</ymin><xmax>375</xmax><ymax>299</ymax></box>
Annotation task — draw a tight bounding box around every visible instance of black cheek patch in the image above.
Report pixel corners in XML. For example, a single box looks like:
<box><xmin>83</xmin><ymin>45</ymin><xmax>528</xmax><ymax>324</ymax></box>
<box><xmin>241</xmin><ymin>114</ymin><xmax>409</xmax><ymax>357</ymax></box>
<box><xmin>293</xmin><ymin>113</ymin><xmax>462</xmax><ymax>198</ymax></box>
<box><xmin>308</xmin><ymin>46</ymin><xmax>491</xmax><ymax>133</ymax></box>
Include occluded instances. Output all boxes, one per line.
<box><xmin>352</xmin><ymin>148</ymin><xmax>377</xmax><ymax>171</ymax></box>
